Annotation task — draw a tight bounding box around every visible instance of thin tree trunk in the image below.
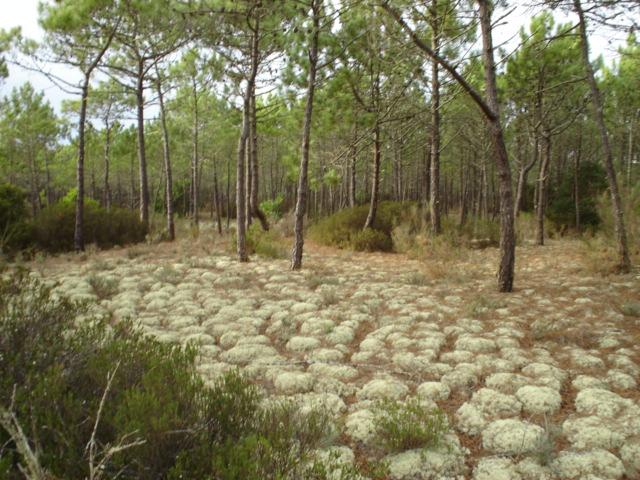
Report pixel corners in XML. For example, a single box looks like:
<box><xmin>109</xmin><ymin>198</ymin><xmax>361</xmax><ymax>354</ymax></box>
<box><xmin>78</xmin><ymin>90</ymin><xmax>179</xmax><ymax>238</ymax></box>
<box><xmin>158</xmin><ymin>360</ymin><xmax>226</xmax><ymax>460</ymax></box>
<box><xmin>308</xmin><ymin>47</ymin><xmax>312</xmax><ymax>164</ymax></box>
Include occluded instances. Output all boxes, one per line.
<box><xmin>363</xmin><ymin>124</ymin><xmax>381</xmax><ymax>230</ymax></box>
<box><xmin>430</xmin><ymin>0</ymin><xmax>441</xmax><ymax>234</ymax></box>
<box><xmin>628</xmin><ymin>118</ymin><xmax>634</xmax><ymax>188</ymax></box>
<box><xmin>574</xmin><ymin>0</ymin><xmax>631</xmax><ymax>272</ymax></box>
<box><xmin>191</xmin><ymin>76</ymin><xmax>199</xmax><ymax>227</ymax></box>
<box><xmin>574</xmin><ymin>138</ymin><xmax>581</xmax><ymax>231</ymax></box>
<box><xmin>514</xmin><ymin>137</ymin><xmax>538</xmax><ymax>217</ymax></box>
<box><xmin>74</xmin><ymin>78</ymin><xmax>90</xmax><ymax>252</ymax></box>
<box><xmin>213</xmin><ymin>153</ymin><xmax>223</xmax><ymax>235</ymax></box>
<box><xmin>249</xmin><ymin>84</ymin><xmax>269</xmax><ymax>230</ymax></box>
<box><xmin>103</xmin><ymin>123</ymin><xmax>112</xmax><ymax>210</ymax></box>
<box><xmin>136</xmin><ymin>64</ymin><xmax>150</xmax><ymax>228</ymax></box>
<box><xmin>349</xmin><ymin>124</ymin><xmax>357</xmax><ymax>207</ymax></box>
<box><xmin>291</xmin><ymin>0</ymin><xmax>322</xmax><ymax>270</ymax></box>
<box><xmin>237</xmin><ymin>25</ymin><xmax>260</xmax><ymax>262</ymax></box>
<box><xmin>535</xmin><ymin>132</ymin><xmax>551</xmax><ymax>245</ymax></box>
<box><xmin>156</xmin><ymin>71</ymin><xmax>175</xmax><ymax>241</ymax></box>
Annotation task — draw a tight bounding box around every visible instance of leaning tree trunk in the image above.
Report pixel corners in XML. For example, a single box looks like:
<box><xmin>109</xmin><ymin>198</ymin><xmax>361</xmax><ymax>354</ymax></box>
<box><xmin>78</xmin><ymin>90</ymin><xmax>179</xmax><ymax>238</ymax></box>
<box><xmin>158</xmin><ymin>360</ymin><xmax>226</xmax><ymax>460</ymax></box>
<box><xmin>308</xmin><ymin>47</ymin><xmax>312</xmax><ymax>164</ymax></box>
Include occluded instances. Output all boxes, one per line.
<box><xmin>249</xmin><ymin>85</ymin><xmax>269</xmax><ymax>231</ymax></box>
<box><xmin>478</xmin><ymin>0</ymin><xmax>516</xmax><ymax>292</ymax></box>
<box><xmin>74</xmin><ymin>78</ymin><xmax>90</xmax><ymax>252</ymax></box>
<box><xmin>574</xmin><ymin>0</ymin><xmax>631</xmax><ymax>272</ymax></box>
<box><xmin>430</xmin><ymin>0</ymin><xmax>441</xmax><ymax>234</ymax></box>
<box><xmin>514</xmin><ymin>137</ymin><xmax>538</xmax><ymax>217</ymax></box>
<box><xmin>292</xmin><ymin>0</ymin><xmax>321</xmax><ymax>270</ymax></box>
<box><xmin>363</xmin><ymin>124</ymin><xmax>381</xmax><ymax>230</ymax></box>
<box><xmin>156</xmin><ymin>72</ymin><xmax>175</xmax><ymax>241</ymax></box>
<box><xmin>136</xmin><ymin>64</ymin><xmax>150</xmax><ymax>228</ymax></box>
<box><xmin>535</xmin><ymin>132</ymin><xmax>551</xmax><ymax>245</ymax></box>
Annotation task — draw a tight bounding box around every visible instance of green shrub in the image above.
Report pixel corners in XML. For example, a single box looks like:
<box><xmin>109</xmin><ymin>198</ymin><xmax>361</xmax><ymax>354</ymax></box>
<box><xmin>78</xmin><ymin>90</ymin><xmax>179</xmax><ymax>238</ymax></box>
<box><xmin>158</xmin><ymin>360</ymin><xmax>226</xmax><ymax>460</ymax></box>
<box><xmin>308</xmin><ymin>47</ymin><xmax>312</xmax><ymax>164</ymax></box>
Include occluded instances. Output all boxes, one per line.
<box><xmin>0</xmin><ymin>271</ymin><xmax>339</xmax><ymax>479</ymax></box>
<box><xmin>231</xmin><ymin>224</ymin><xmax>289</xmax><ymax>259</ymax></box>
<box><xmin>31</xmin><ymin>199</ymin><xmax>147</xmax><ymax>252</ymax></box>
<box><xmin>309</xmin><ymin>201</ymin><xmax>413</xmax><ymax>252</ymax></box>
<box><xmin>373</xmin><ymin>398</ymin><xmax>449</xmax><ymax>453</ymax></box>
<box><xmin>350</xmin><ymin>229</ymin><xmax>393</xmax><ymax>252</ymax></box>
<box><xmin>0</xmin><ymin>184</ymin><xmax>32</xmax><ymax>252</ymax></box>
<box><xmin>260</xmin><ymin>195</ymin><xmax>285</xmax><ymax>220</ymax></box>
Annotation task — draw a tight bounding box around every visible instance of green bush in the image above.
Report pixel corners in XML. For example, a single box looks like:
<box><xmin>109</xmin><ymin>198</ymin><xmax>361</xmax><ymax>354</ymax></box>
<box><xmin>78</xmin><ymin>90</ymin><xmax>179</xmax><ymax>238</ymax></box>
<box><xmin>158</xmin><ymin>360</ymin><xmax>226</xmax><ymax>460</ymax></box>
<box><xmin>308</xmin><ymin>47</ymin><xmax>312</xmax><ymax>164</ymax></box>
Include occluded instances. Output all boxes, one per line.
<box><xmin>0</xmin><ymin>271</ymin><xmax>339</xmax><ymax>479</ymax></box>
<box><xmin>309</xmin><ymin>201</ymin><xmax>412</xmax><ymax>252</ymax></box>
<box><xmin>260</xmin><ymin>195</ymin><xmax>285</xmax><ymax>220</ymax></box>
<box><xmin>373</xmin><ymin>398</ymin><xmax>449</xmax><ymax>453</ymax></box>
<box><xmin>31</xmin><ymin>198</ymin><xmax>147</xmax><ymax>252</ymax></box>
<box><xmin>350</xmin><ymin>228</ymin><xmax>393</xmax><ymax>252</ymax></box>
<box><xmin>231</xmin><ymin>223</ymin><xmax>289</xmax><ymax>259</ymax></box>
<box><xmin>0</xmin><ymin>184</ymin><xmax>32</xmax><ymax>252</ymax></box>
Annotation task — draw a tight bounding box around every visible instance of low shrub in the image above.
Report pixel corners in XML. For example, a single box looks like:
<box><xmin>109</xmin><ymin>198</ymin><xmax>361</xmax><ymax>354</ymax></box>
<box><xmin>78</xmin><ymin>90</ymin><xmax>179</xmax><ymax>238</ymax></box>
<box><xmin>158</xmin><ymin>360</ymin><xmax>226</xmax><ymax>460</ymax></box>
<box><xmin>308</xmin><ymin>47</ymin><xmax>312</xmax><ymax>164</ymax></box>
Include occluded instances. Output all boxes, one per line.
<box><xmin>231</xmin><ymin>223</ymin><xmax>289</xmax><ymax>259</ymax></box>
<box><xmin>350</xmin><ymin>228</ymin><xmax>392</xmax><ymax>252</ymax></box>
<box><xmin>0</xmin><ymin>270</ymin><xmax>341</xmax><ymax>479</ymax></box>
<box><xmin>260</xmin><ymin>195</ymin><xmax>285</xmax><ymax>220</ymax></box>
<box><xmin>373</xmin><ymin>398</ymin><xmax>449</xmax><ymax>453</ymax></box>
<box><xmin>30</xmin><ymin>198</ymin><xmax>147</xmax><ymax>252</ymax></box>
<box><xmin>0</xmin><ymin>184</ymin><xmax>32</xmax><ymax>253</ymax></box>
<box><xmin>309</xmin><ymin>201</ymin><xmax>412</xmax><ymax>252</ymax></box>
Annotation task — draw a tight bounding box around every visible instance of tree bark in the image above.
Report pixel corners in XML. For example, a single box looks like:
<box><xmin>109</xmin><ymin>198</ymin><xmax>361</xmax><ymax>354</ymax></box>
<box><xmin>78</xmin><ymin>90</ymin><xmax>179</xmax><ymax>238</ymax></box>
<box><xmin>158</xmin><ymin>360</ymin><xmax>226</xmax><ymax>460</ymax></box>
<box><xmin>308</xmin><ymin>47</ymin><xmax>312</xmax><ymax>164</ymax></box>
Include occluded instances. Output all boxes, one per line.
<box><xmin>430</xmin><ymin>0</ymin><xmax>441</xmax><ymax>234</ymax></box>
<box><xmin>103</xmin><ymin>122</ymin><xmax>112</xmax><ymax>211</ymax></box>
<box><xmin>363</xmin><ymin>124</ymin><xmax>381</xmax><ymax>230</ymax></box>
<box><xmin>478</xmin><ymin>0</ymin><xmax>516</xmax><ymax>291</ymax></box>
<box><xmin>191</xmin><ymin>75</ymin><xmax>199</xmax><ymax>227</ymax></box>
<box><xmin>212</xmin><ymin>153</ymin><xmax>223</xmax><ymax>235</ymax></box>
<box><xmin>514</xmin><ymin>137</ymin><xmax>538</xmax><ymax>217</ymax></box>
<box><xmin>156</xmin><ymin>72</ymin><xmax>175</xmax><ymax>241</ymax></box>
<box><xmin>136</xmin><ymin>63</ymin><xmax>150</xmax><ymax>228</ymax></box>
<box><xmin>574</xmin><ymin>0</ymin><xmax>631</xmax><ymax>272</ymax></box>
<box><xmin>237</xmin><ymin>24</ymin><xmax>260</xmax><ymax>262</ymax></box>
<box><xmin>292</xmin><ymin>3</ymin><xmax>321</xmax><ymax>270</ymax></box>
<box><xmin>74</xmin><ymin>78</ymin><xmax>89</xmax><ymax>252</ymax></box>
<box><xmin>535</xmin><ymin>132</ymin><xmax>551</xmax><ymax>245</ymax></box>
<box><xmin>249</xmin><ymin>83</ymin><xmax>269</xmax><ymax>230</ymax></box>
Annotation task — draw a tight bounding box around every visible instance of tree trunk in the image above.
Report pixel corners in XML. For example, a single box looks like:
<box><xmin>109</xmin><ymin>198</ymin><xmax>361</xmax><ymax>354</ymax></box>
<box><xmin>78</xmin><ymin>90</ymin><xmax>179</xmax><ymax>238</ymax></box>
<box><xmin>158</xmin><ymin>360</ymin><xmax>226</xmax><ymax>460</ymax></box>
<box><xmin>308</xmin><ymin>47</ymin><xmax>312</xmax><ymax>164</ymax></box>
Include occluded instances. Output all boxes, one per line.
<box><xmin>103</xmin><ymin>123</ymin><xmax>112</xmax><ymax>210</ymax></box>
<box><xmin>136</xmin><ymin>64</ymin><xmax>150</xmax><ymax>228</ymax></box>
<box><xmin>514</xmin><ymin>137</ymin><xmax>538</xmax><ymax>217</ymax></box>
<box><xmin>191</xmin><ymin>76</ymin><xmax>199</xmax><ymax>227</ymax></box>
<box><xmin>478</xmin><ymin>0</ymin><xmax>516</xmax><ymax>292</ymax></box>
<box><xmin>156</xmin><ymin>72</ymin><xmax>175</xmax><ymax>241</ymax></box>
<box><xmin>363</xmin><ymin>124</ymin><xmax>381</xmax><ymax>230</ymax></box>
<box><xmin>74</xmin><ymin>78</ymin><xmax>90</xmax><ymax>252</ymax></box>
<box><xmin>249</xmin><ymin>84</ymin><xmax>269</xmax><ymax>231</ymax></box>
<box><xmin>535</xmin><ymin>132</ymin><xmax>551</xmax><ymax>245</ymax></box>
<box><xmin>574</xmin><ymin>0</ymin><xmax>631</xmax><ymax>272</ymax></box>
<box><xmin>237</xmin><ymin>25</ymin><xmax>260</xmax><ymax>262</ymax></box>
<box><xmin>430</xmin><ymin>0</ymin><xmax>441</xmax><ymax>234</ymax></box>
<box><xmin>574</xmin><ymin>139</ymin><xmax>581</xmax><ymax>231</ymax></box>
<box><xmin>349</xmin><ymin>124</ymin><xmax>357</xmax><ymax>207</ymax></box>
<box><xmin>213</xmin><ymin>153</ymin><xmax>223</xmax><ymax>235</ymax></box>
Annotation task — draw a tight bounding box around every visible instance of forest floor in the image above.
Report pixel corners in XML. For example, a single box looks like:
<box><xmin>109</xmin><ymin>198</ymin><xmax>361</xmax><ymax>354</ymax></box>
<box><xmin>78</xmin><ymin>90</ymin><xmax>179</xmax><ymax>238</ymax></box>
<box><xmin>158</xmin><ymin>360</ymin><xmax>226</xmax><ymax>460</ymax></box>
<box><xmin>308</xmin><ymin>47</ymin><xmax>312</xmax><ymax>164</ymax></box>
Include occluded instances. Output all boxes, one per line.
<box><xmin>29</xmin><ymin>225</ymin><xmax>640</xmax><ymax>480</ymax></box>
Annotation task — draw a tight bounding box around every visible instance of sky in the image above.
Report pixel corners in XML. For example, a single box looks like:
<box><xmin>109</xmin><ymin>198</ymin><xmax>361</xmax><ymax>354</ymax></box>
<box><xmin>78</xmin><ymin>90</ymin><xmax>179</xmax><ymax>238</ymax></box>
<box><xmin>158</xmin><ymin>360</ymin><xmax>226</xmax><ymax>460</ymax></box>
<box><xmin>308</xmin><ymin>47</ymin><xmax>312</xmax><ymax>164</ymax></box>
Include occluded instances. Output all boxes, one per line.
<box><xmin>0</xmin><ymin>0</ymin><xmax>632</xmax><ymax>115</ymax></box>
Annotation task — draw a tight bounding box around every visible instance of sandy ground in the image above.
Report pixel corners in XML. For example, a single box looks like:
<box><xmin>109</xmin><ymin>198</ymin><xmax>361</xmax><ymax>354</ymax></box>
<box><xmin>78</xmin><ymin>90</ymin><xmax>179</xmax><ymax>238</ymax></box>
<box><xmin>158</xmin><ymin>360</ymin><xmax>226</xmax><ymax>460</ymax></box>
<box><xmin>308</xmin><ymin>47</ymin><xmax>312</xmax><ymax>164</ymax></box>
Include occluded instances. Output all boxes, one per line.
<box><xmin>29</xmin><ymin>228</ymin><xmax>640</xmax><ymax>480</ymax></box>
